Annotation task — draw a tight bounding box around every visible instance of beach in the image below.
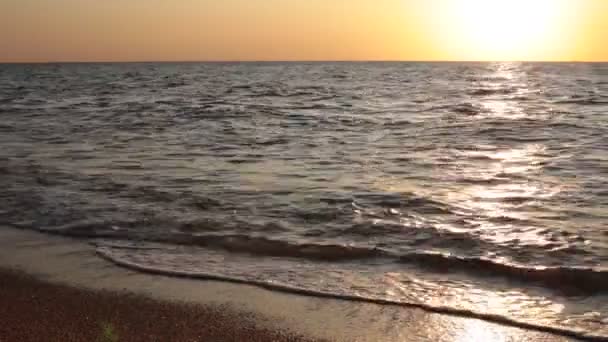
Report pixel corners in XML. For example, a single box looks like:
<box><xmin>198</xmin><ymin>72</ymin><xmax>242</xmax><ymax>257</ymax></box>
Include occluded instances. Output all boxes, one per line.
<box><xmin>0</xmin><ymin>268</ymin><xmax>319</xmax><ymax>342</ymax></box>
<box><xmin>0</xmin><ymin>226</ymin><xmax>579</xmax><ymax>342</ymax></box>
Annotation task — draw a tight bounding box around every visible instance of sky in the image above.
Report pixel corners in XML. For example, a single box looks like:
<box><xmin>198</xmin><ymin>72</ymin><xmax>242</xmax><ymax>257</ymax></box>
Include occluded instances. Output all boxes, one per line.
<box><xmin>0</xmin><ymin>0</ymin><xmax>607</xmax><ymax>62</ymax></box>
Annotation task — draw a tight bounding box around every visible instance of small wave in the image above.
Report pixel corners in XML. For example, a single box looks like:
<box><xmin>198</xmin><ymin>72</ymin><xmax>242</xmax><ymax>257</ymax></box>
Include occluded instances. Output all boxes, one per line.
<box><xmin>494</xmin><ymin>136</ymin><xmax>551</xmax><ymax>143</ymax></box>
<box><xmin>227</xmin><ymin>158</ymin><xmax>258</xmax><ymax>164</ymax></box>
<box><xmin>553</xmin><ymin>98</ymin><xmax>608</xmax><ymax>105</ymax></box>
<box><xmin>399</xmin><ymin>252</ymin><xmax>608</xmax><ymax>295</ymax></box>
<box><xmin>255</xmin><ymin>138</ymin><xmax>289</xmax><ymax>146</ymax></box>
<box><xmin>239</xmin><ymin>85</ymin><xmax>331</xmax><ymax>99</ymax></box>
<box><xmin>383</xmin><ymin>119</ymin><xmax>413</xmax><ymax>127</ymax></box>
<box><xmin>38</xmin><ymin>221</ymin><xmax>127</xmax><ymax>238</ymax></box>
<box><xmin>546</xmin><ymin>122</ymin><xmax>591</xmax><ymax>130</ymax></box>
<box><xmin>420</xmin><ymin>103</ymin><xmax>482</xmax><ymax>116</ymax></box>
<box><xmin>293</xmin><ymin>207</ymin><xmax>346</xmax><ymax>223</ymax></box>
<box><xmin>96</xmin><ymin>248</ymin><xmax>607</xmax><ymax>342</ymax></box>
<box><xmin>168</xmin><ymin>234</ymin><xmax>384</xmax><ymax>261</ymax></box>
<box><xmin>167</xmin><ymin>234</ymin><xmax>608</xmax><ymax>295</ymax></box>
<box><xmin>66</xmin><ymin>175</ymin><xmax>225</xmax><ymax>210</ymax></box>
<box><xmin>0</xmin><ymin>97</ymin><xmax>15</xmax><ymax>104</ymax></box>
<box><xmin>331</xmin><ymin>73</ymin><xmax>348</xmax><ymax>80</ymax></box>
<box><xmin>503</xmin><ymin>95</ymin><xmax>534</xmax><ymax>101</ymax></box>
<box><xmin>475</xmin><ymin>127</ymin><xmax>519</xmax><ymax>135</ymax></box>
<box><xmin>250</xmin><ymin>89</ymin><xmax>284</xmax><ymax>98</ymax></box>
<box><xmin>0</xmin><ymin>124</ymin><xmax>15</xmax><ymax>132</ymax></box>
<box><xmin>354</xmin><ymin>193</ymin><xmax>454</xmax><ymax>216</ymax></box>
<box><xmin>452</xmin><ymin>176</ymin><xmax>508</xmax><ymax>185</ymax></box>
<box><xmin>465</xmin><ymin>76</ymin><xmax>510</xmax><ymax>83</ymax></box>
<box><xmin>79</xmin><ymin>224</ymin><xmax>608</xmax><ymax>296</ymax></box>
<box><xmin>452</xmin><ymin>103</ymin><xmax>482</xmax><ymax>115</ymax></box>
<box><xmin>469</xmin><ymin>87</ymin><xmax>517</xmax><ymax>96</ymax></box>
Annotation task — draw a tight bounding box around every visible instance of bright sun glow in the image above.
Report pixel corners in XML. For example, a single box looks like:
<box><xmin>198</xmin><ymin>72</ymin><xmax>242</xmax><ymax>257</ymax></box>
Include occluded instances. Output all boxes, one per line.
<box><xmin>438</xmin><ymin>0</ymin><xmax>570</xmax><ymax>61</ymax></box>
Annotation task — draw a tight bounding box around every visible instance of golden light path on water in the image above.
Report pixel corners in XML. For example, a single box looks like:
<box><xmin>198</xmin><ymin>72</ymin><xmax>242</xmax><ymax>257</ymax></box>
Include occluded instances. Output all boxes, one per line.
<box><xmin>441</xmin><ymin>64</ymin><xmax>572</xmax><ymax>249</ymax></box>
<box><xmin>381</xmin><ymin>64</ymin><xmax>563</xmax><ymax>220</ymax></box>
<box><xmin>452</xmin><ymin>318</ymin><xmax>508</xmax><ymax>342</ymax></box>
<box><xmin>375</xmin><ymin>63</ymin><xmax>572</xmax><ymax>333</ymax></box>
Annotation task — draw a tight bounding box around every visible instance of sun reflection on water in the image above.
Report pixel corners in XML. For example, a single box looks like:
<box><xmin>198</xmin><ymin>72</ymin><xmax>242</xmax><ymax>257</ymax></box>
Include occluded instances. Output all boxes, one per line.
<box><xmin>376</xmin><ymin>63</ymin><xmax>577</xmax><ymax>251</ymax></box>
<box><xmin>453</xmin><ymin>318</ymin><xmax>508</xmax><ymax>342</ymax></box>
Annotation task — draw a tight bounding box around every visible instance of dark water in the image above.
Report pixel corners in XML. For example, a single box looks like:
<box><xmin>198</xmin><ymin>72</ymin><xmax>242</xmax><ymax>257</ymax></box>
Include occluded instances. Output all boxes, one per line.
<box><xmin>1</xmin><ymin>62</ymin><xmax>607</xmax><ymax>339</ymax></box>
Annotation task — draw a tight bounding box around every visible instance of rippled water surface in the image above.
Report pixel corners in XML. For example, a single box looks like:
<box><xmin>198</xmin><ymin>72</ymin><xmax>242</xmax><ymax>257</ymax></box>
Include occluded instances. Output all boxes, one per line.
<box><xmin>1</xmin><ymin>62</ymin><xmax>607</xmax><ymax>338</ymax></box>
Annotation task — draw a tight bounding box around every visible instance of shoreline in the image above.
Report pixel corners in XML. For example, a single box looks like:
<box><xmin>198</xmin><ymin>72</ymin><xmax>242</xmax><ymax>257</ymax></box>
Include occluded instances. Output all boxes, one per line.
<box><xmin>0</xmin><ymin>226</ymin><xmax>579</xmax><ymax>342</ymax></box>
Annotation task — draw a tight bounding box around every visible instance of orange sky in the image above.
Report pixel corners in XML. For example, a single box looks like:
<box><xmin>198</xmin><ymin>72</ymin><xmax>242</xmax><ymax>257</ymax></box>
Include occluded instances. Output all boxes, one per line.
<box><xmin>1</xmin><ymin>0</ymin><xmax>606</xmax><ymax>62</ymax></box>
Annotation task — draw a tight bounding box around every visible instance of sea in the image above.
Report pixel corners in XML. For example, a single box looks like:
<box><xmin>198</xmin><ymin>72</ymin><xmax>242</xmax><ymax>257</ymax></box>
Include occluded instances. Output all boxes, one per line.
<box><xmin>0</xmin><ymin>62</ymin><xmax>606</xmax><ymax>339</ymax></box>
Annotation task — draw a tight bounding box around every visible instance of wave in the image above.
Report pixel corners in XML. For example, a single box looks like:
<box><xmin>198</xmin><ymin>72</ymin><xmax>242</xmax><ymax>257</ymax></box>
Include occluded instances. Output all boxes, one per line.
<box><xmin>99</xmin><ymin>234</ymin><xmax>385</xmax><ymax>261</ymax></box>
<box><xmin>225</xmin><ymin>83</ymin><xmax>334</xmax><ymax>99</ymax></box>
<box><xmin>553</xmin><ymin>98</ymin><xmax>608</xmax><ymax>105</ymax></box>
<box><xmin>95</xmin><ymin>248</ymin><xmax>607</xmax><ymax>342</ymax></box>
<box><xmin>254</xmin><ymin>138</ymin><xmax>290</xmax><ymax>146</ymax></box>
<box><xmin>87</xmin><ymin>231</ymin><xmax>608</xmax><ymax>295</ymax></box>
<box><xmin>465</xmin><ymin>76</ymin><xmax>511</xmax><ymax>83</ymax></box>
<box><xmin>383</xmin><ymin>119</ymin><xmax>413</xmax><ymax>127</ymax></box>
<box><xmin>468</xmin><ymin>87</ymin><xmax>518</xmax><ymax>96</ymax></box>
<box><xmin>420</xmin><ymin>103</ymin><xmax>482</xmax><ymax>116</ymax></box>
<box><xmin>0</xmin><ymin>123</ymin><xmax>15</xmax><ymax>132</ymax></box>
<box><xmin>2</xmin><ymin>162</ymin><xmax>225</xmax><ymax>211</ymax></box>
<box><xmin>353</xmin><ymin>192</ymin><xmax>454</xmax><ymax>215</ymax></box>
<box><xmin>475</xmin><ymin>127</ymin><xmax>524</xmax><ymax>136</ymax></box>
<box><xmin>398</xmin><ymin>252</ymin><xmax>608</xmax><ymax>295</ymax></box>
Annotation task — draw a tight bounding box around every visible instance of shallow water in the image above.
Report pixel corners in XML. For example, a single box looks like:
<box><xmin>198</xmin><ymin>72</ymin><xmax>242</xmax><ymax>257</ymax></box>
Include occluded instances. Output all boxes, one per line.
<box><xmin>0</xmin><ymin>62</ymin><xmax>607</xmax><ymax>338</ymax></box>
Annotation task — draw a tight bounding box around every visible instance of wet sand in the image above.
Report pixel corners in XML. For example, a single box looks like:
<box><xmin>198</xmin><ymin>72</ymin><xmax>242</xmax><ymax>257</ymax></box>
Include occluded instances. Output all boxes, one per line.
<box><xmin>0</xmin><ymin>268</ymin><xmax>320</xmax><ymax>342</ymax></box>
<box><xmin>0</xmin><ymin>226</ymin><xmax>578</xmax><ymax>342</ymax></box>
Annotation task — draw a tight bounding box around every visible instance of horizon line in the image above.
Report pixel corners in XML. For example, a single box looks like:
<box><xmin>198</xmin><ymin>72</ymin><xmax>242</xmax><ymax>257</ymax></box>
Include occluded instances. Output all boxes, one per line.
<box><xmin>1</xmin><ymin>59</ymin><xmax>607</xmax><ymax>65</ymax></box>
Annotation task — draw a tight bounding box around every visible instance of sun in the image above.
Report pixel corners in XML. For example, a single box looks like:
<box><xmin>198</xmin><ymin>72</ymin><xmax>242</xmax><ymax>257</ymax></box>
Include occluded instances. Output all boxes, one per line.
<box><xmin>436</xmin><ymin>0</ymin><xmax>569</xmax><ymax>61</ymax></box>
<box><xmin>458</xmin><ymin>0</ymin><xmax>555</xmax><ymax>52</ymax></box>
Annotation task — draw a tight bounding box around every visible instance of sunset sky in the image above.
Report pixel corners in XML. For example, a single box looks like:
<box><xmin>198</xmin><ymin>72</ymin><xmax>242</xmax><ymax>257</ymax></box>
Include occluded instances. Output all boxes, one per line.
<box><xmin>1</xmin><ymin>0</ymin><xmax>607</xmax><ymax>62</ymax></box>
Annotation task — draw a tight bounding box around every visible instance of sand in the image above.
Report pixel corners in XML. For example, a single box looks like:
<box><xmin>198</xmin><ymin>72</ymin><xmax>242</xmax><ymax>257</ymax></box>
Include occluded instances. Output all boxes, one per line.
<box><xmin>0</xmin><ymin>268</ymin><xmax>321</xmax><ymax>342</ymax></box>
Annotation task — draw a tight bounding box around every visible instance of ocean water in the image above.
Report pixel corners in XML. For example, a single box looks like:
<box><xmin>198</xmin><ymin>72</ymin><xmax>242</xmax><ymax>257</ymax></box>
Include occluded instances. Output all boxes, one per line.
<box><xmin>0</xmin><ymin>62</ymin><xmax>607</xmax><ymax>339</ymax></box>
